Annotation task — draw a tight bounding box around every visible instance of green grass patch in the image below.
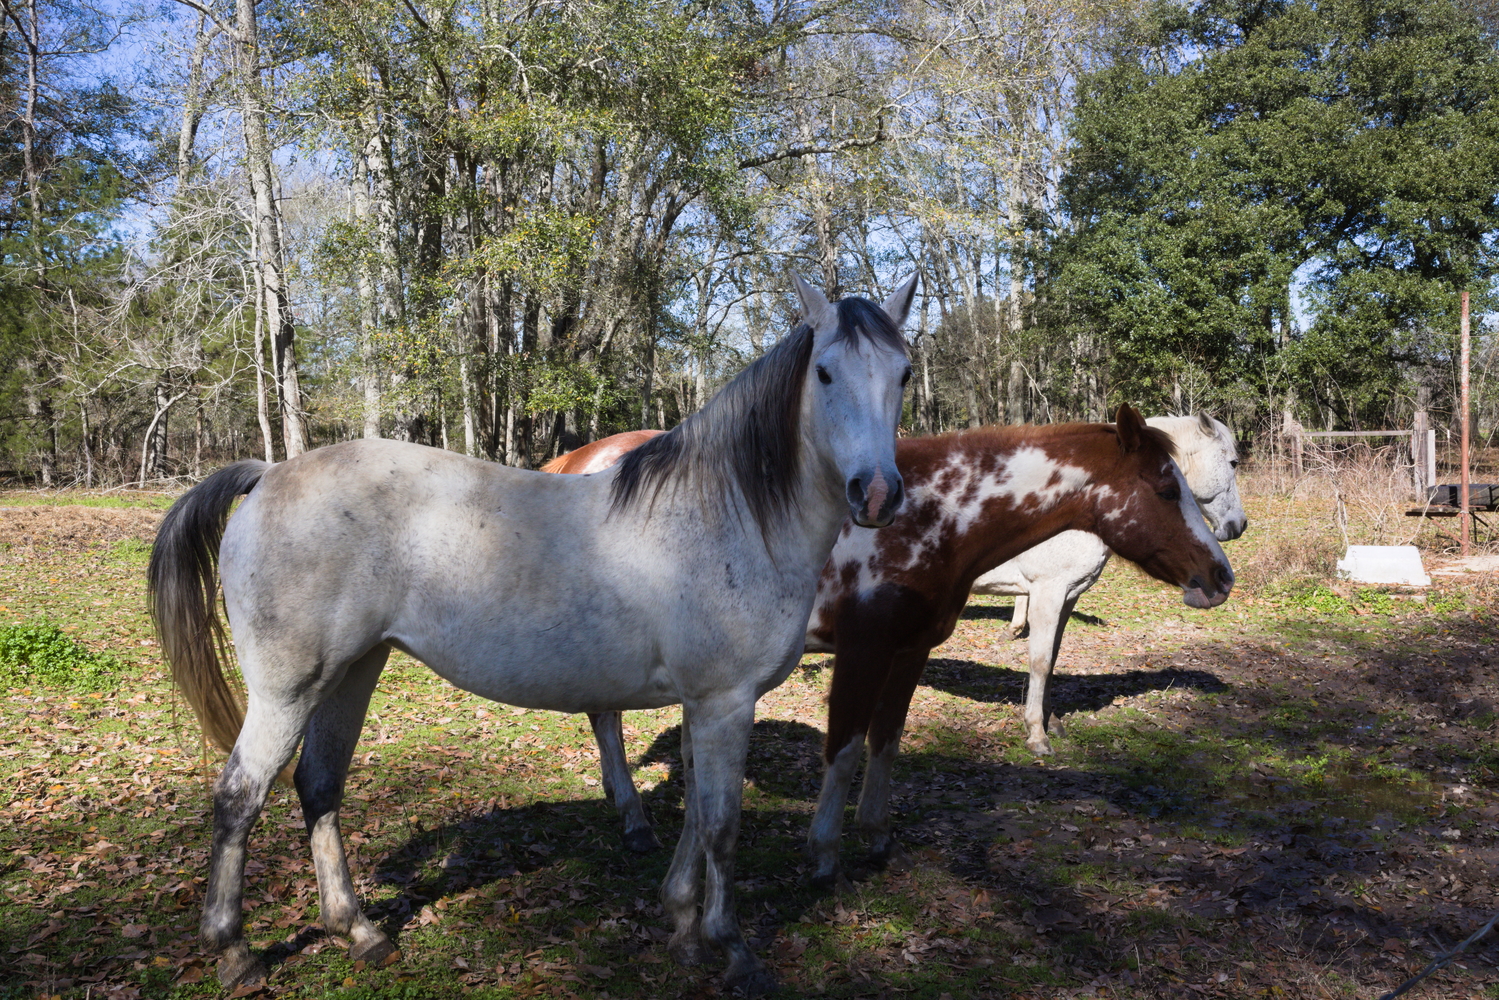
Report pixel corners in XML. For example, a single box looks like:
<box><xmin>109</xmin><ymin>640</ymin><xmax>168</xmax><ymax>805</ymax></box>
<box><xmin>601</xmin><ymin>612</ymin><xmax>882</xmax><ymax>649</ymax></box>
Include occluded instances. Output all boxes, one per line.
<box><xmin>0</xmin><ymin>617</ymin><xmax>125</xmax><ymax>690</ymax></box>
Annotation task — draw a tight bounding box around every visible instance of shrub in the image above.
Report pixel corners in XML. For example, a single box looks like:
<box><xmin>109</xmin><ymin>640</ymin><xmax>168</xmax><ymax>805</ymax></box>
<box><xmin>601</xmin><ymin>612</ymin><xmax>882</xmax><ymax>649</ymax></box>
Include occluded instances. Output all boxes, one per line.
<box><xmin>0</xmin><ymin>619</ymin><xmax>123</xmax><ymax>690</ymax></box>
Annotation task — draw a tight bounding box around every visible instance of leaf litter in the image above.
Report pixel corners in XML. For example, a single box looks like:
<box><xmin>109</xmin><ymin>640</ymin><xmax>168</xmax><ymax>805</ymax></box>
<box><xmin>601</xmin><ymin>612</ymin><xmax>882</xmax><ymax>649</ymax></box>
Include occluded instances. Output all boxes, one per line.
<box><xmin>0</xmin><ymin>490</ymin><xmax>1497</xmax><ymax>998</ymax></box>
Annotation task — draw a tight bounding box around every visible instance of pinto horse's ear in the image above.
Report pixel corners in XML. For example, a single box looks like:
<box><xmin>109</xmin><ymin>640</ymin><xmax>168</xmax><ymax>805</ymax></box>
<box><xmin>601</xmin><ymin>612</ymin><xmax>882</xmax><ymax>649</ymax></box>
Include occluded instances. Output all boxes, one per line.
<box><xmin>792</xmin><ymin>273</ymin><xmax>831</xmax><ymax>323</ymax></box>
<box><xmin>1115</xmin><ymin>403</ymin><xmax>1147</xmax><ymax>453</ymax></box>
<box><xmin>882</xmin><ymin>274</ymin><xmax>919</xmax><ymax>329</ymax></box>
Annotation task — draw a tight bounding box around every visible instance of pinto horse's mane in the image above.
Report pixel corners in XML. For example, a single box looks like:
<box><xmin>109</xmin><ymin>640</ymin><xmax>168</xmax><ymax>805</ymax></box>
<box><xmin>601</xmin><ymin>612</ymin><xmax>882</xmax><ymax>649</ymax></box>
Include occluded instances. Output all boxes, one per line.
<box><xmin>913</xmin><ymin>419</ymin><xmax>1178</xmax><ymax>464</ymax></box>
<box><xmin>611</xmin><ymin>296</ymin><xmax>907</xmax><ymax>535</ymax></box>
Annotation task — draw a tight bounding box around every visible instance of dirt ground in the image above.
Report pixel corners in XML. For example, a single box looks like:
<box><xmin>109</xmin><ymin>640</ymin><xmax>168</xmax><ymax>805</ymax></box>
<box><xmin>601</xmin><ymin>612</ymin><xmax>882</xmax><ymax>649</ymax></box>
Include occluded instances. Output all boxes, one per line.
<box><xmin>1</xmin><ymin>486</ymin><xmax>1498</xmax><ymax>1000</ymax></box>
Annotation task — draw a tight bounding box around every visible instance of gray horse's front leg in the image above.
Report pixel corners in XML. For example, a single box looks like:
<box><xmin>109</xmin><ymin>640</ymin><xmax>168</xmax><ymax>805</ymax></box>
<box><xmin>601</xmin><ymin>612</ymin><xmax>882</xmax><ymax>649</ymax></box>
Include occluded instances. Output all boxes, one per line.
<box><xmin>1022</xmin><ymin>591</ymin><xmax>1079</xmax><ymax>754</ymax></box>
<box><xmin>201</xmin><ymin>702</ymin><xmax>308</xmax><ymax>988</ymax></box>
<box><xmin>587</xmin><ymin>711</ymin><xmax>660</xmax><ymax>853</ymax></box>
<box><xmin>295</xmin><ymin>647</ymin><xmax>396</xmax><ymax>966</ymax></box>
<box><xmin>681</xmin><ymin>696</ymin><xmax>775</xmax><ymax>996</ymax></box>
<box><xmin>661</xmin><ymin>712</ymin><xmax>711</xmax><ymax>967</ymax></box>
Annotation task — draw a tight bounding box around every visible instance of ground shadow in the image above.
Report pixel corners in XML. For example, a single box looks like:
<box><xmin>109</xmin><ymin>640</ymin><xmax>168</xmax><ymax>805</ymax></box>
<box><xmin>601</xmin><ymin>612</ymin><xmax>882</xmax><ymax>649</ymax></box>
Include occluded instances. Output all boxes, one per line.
<box><xmin>916</xmin><ymin>656</ymin><xmax>1228</xmax><ymax>714</ymax></box>
<box><xmin>959</xmin><ymin>602</ymin><xmax>1106</xmax><ymax>628</ymax></box>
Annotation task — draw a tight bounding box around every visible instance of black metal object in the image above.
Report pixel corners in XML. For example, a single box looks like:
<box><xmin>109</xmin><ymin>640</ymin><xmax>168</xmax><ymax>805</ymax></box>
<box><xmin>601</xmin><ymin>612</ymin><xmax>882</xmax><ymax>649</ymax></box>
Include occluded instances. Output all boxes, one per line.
<box><xmin>1426</xmin><ymin>484</ymin><xmax>1499</xmax><ymax>510</ymax></box>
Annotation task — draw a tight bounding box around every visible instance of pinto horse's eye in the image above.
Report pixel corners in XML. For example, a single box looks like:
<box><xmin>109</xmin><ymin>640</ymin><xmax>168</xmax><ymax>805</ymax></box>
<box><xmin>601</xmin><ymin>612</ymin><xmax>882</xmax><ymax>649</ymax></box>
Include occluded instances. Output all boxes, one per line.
<box><xmin>900</xmin><ymin>367</ymin><xmax>912</xmax><ymax>387</ymax></box>
<box><xmin>817</xmin><ymin>365</ymin><xmax>832</xmax><ymax>385</ymax></box>
<box><xmin>1158</xmin><ymin>486</ymin><xmax>1182</xmax><ymax>503</ymax></box>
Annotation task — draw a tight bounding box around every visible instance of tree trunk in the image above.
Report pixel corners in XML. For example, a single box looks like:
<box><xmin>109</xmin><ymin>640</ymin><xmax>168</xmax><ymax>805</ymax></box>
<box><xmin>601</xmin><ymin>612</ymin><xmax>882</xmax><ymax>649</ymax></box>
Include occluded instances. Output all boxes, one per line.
<box><xmin>235</xmin><ymin>0</ymin><xmax>307</xmax><ymax>458</ymax></box>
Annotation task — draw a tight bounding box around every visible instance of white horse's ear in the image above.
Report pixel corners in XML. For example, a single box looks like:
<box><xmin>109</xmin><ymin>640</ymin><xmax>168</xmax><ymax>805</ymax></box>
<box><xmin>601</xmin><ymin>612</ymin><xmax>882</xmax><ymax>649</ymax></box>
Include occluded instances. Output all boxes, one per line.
<box><xmin>882</xmin><ymin>274</ymin><xmax>919</xmax><ymax>329</ymax></box>
<box><xmin>792</xmin><ymin>273</ymin><xmax>830</xmax><ymax>322</ymax></box>
<box><xmin>1197</xmin><ymin>412</ymin><xmax>1215</xmax><ymax>434</ymax></box>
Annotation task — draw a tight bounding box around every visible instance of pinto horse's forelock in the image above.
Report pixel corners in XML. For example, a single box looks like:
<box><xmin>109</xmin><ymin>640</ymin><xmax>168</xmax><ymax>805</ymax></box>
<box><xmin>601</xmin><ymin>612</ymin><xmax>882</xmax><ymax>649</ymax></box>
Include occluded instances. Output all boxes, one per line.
<box><xmin>609</xmin><ymin>297</ymin><xmax>906</xmax><ymax>536</ymax></box>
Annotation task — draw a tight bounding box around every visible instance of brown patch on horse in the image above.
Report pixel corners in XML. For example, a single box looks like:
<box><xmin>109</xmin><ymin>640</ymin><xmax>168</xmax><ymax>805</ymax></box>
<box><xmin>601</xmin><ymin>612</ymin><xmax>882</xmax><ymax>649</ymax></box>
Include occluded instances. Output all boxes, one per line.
<box><xmin>543</xmin><ymin>430</ymin><xmax>665</xmax><ymax>475</ymax></box>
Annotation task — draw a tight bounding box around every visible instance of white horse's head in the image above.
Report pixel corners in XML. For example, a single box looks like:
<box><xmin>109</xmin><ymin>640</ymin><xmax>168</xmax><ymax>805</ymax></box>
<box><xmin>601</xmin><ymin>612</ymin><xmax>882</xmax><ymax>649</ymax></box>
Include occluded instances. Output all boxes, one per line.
<box><xmin>1147</xmin><ymin>413</ymin><xmax>1247</xmax><ymax>541</ymax></box>
<box><xmin>792</xmin><ymin>274</ymin><xmax>916</xmax><ymax>528</ymax></box>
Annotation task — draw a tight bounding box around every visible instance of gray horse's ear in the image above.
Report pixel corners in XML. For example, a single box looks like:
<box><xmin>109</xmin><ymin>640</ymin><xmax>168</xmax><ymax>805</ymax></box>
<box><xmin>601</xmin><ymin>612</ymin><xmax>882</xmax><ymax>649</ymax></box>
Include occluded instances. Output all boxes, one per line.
<box><xmin>882</xmin><ymin>274</ymin><xmax>919</xmax><ymax>329</ymax></box>
<box><xmin>1198</xmin><ymin>412</ymin><xmax>1215</xmax><ymax>433</ymax></box>
<box><xmin>792</xmin><ymin>273</ymin><xmax>830</xmax><ymax>322</ymax></box>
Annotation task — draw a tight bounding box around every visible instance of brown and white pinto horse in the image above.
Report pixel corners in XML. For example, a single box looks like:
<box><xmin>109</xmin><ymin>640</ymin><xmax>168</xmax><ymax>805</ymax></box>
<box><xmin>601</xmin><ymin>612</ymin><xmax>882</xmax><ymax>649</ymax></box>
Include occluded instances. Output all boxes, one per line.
<box><xmin>555</xmin><ymin>407</ymin><xmax>1234</xmax><ymax>880</ymax></box>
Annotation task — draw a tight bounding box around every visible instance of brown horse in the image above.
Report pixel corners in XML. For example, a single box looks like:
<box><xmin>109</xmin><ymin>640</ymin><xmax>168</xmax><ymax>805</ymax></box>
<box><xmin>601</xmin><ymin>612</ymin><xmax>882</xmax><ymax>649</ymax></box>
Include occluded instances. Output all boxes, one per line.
<box><xmin>556</xmin><ymin>407</ymin><xmax>1234</xmax><ymax>882</ymax></box>
<box><xmin>540</xmin><ymin>429</ymin><xmax>663</xmax><ymax>474</ymax></box>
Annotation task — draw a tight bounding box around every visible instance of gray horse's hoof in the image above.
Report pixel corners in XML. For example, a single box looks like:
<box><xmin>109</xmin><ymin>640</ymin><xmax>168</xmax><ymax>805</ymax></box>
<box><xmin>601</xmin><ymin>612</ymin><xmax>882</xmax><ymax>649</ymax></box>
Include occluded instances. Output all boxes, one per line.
<box><xmin>216</xmin><ymin>947</ymin><xmax>266</xmax><ymax>990</ymax></box>
<box><xmin>622</xmin><ymin>826</ymin><xmax>661</xmax><ymax>854</ymax></box>
<box><xmin>350</xmin><ymin>934</ymin><xmax>399</xmax><ymax>967</ymax></box>
<box><xmin>1048</xmin><ymin>716</ymin><xmax>1068</xmax><ymax>738</ymax></box>
<box><xmin>667</xmin><ymin>932</ymin><xmax>713</xmax><ymax>968</ymax></box>
<box><xmin>725</xmin><ymin>962</ymin><xmax>778</xmax><ymax>997</ymax></box>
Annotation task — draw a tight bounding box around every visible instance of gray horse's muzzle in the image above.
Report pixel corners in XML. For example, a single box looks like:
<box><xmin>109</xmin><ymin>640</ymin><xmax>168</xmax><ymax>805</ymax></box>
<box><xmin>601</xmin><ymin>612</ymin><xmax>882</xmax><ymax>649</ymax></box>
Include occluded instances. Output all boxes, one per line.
<box><xmin>847</xmin><ymin>467</ymin><xmax>904</xmax><ymax>528</ymax></box>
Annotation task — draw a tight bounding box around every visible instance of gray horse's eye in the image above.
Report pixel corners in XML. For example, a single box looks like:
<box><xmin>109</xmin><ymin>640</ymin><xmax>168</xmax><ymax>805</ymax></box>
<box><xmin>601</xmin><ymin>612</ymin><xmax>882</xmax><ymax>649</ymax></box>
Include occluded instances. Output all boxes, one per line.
<box><xmin>900</xmin><ymin>367</ymin><xmax>912</xmax><ymax>387</ymax></box>
<box><xmin>1230</xmin><ymin>460</ymin><xmax>1239</xmax><ymax>469</ymax></box>
<box><xmin>817</xmin><ymin>365</ymin><xmax>832</xmax><ymax>385</ymax></box>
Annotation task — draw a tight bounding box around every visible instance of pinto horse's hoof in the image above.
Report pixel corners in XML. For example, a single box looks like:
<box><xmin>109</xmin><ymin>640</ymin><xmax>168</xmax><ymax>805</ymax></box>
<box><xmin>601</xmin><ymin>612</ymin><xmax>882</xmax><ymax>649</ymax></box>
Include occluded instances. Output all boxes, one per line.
<box><xmin>725</xmin><ymin>962</ymin><xmax>778</xmax><ymax>997</ymax></box>
<box><xmin>622</xmin><ymin>826</ymin><xmax>661</xmax><ymax>854</ymax></box>
<box><xmin>216</xmin><ymin>945</ymin><xmax>267</xmax><ymax>990</ymax></box>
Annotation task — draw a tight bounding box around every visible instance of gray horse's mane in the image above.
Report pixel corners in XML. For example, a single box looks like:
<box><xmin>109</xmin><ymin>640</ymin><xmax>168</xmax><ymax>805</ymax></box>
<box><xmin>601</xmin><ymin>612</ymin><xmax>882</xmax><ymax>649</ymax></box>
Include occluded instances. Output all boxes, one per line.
<box><xmin>611</xmin><ymin>296</ymin><xmax>907</xmax><ymax>535</ymax></box>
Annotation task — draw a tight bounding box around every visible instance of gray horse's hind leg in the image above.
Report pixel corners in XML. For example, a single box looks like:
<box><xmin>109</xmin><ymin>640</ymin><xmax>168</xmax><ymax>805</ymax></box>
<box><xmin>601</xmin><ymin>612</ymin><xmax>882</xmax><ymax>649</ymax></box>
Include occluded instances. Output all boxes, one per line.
<box><xmin>1022</xmin><ymin>591</ymin><xmax>1079</xmax><ymax>754</ymax></box>
<box><xmin>201</xmin><ymin>701</ymin><xmax>310</xmax><ymax>988</ymax></box>
<box><xmin>587</xmin><ymin>711</ymin><xmax>659</xmax><ymax>853</ymax></box>
<box><xmin>294</xmin><ymin>646</ymin><xmax>395</xmax><ymax>966</ymax></box>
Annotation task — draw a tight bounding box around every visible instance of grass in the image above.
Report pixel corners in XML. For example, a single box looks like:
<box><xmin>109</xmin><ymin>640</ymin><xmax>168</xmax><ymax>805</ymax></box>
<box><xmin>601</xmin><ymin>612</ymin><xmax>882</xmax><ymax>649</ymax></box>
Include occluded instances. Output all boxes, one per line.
<box><xmin>0</xmin><ymin>482</ymin><xmax>1497</xmax><ymax>998</ymax></box>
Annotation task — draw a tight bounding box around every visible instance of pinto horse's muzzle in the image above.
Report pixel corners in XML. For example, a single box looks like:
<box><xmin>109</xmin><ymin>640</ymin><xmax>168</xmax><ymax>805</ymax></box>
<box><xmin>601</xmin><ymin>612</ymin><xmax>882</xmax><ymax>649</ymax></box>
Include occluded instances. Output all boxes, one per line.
<box><xmin>847</xmin><ymin>468</ymin><xmax>904</xmax><ymax>528</ymax></box>
<box><xmin>1182</xmin><ymin>563</ymin><xmax>1235</xmax><ymax>609</ymax></box>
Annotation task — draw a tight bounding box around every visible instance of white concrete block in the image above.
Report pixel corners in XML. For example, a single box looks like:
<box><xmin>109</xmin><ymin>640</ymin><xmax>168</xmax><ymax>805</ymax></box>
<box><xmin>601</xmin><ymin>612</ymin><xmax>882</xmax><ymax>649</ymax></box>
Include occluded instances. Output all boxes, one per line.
<box><xmin>1336</xmin><ymin>545</ymin><xmax>1431</xmax><ymax>586</ymax></box>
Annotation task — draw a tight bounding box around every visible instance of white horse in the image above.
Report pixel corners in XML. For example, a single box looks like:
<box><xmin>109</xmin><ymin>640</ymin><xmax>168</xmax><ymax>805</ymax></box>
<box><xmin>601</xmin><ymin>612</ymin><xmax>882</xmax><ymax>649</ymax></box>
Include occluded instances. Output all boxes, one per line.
<box><xmin>971</xmin><ymin>413</ymin><xmax>1246</xmax><ymax>753</ymax></box>
<box><xmin>147</xmin><ymin>275</ymin><xmax>917</xmax><ymax>996</ymax></box>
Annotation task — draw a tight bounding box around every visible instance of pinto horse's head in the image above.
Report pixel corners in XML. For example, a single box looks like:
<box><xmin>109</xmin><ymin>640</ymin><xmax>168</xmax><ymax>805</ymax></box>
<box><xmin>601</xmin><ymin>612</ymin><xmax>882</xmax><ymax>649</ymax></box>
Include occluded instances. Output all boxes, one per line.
<box><xmin>1100</xmin><ymin>404</ymin><xmax>1234</xmax><ymax>609</ymax></box>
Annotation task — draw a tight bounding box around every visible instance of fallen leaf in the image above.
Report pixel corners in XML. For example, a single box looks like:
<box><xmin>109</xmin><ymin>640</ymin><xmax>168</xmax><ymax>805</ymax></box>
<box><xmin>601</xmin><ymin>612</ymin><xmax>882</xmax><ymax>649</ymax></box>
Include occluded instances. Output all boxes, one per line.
<box><xmin>120</xmin><ymin>924</ymin><xmax>148</xmax><ymax>939</ymax></box>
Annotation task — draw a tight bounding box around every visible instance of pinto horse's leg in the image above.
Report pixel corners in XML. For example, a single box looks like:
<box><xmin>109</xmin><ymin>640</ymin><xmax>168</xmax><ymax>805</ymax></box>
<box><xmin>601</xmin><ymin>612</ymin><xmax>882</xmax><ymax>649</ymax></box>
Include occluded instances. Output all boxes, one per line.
<box><xmin>294</xmin><ymin>646</ymin><xmax>394</xmax><ymax>966</ymax></box>
<box><xmin>202</xmin><ymin>698</ymin><xmax>312</xmax><ymax>988</ymax></box>
<box><xmin>1009</xmin><ymin>593</ymin><xmax>1030</xmax><ymax>639</ymax></box>
<box><xmin>588</xmin><ymin>711</ymin><xmax>659</xmax><ymax>853</ymax></box>
<box><xmin>808</xmin><ymin>632</ymin><xmax>898</xmax><ymax>886</ymax></box>
<box><xmin>855</xmin><ymin>649</ymin><xmax>929</xmax><ymax>868</ymax></box>
<box><xmin>682</xmin><ymin>694</ymin><xmax>774</xmax><ymax>996</ymax></box>
<box><xmin>1022</xmin><ymin>589</ymin><xmax>1079</xmax><ymax>754</ymax></box>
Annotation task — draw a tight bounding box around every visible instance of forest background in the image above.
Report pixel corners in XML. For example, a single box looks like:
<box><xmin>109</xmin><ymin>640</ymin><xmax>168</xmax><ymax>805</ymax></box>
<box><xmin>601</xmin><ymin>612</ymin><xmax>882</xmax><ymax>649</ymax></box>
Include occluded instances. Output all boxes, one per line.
<box><xmin>5</xmin><ymin>0</ymin><xmax>1499</xmax><ymax>485</ymax></box>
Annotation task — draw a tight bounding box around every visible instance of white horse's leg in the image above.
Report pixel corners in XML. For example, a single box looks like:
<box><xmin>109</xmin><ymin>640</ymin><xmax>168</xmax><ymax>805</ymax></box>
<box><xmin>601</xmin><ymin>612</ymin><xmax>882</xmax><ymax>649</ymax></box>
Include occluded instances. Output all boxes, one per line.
<box><xmin>294</xmin><ymin>646</ymin><xmax>394</xmax><ymax>965</ymax></box>
<box><xmin>661</xmin><ymin>712</ymin><xmax>708</xmax><ymax>967</ymax></box>
<box><xmin>1010</xmin><ymin>593</ymin><xmax>1030</xmax><ymax>639</ymax></box>
<box><xmin>588</xmin><ymin>711</ymin><xmax>659</xmax><ymax>853</ymax></box>
<box><xmin>201</xmin><ymin>696</ymin><xmax>312</xmax><ymax>988</ymax></box>
<box><xmin>684</xmin><ymin>695</ymin><xmax>774</xmax><ymax>996</ymax></box>
<box><xmin>1022</xmin><ymin>590</ymin><xmax>1079</xmax><ymax>754</ymax></box>
<box><xmin>806</xmin><ymin>735</ymin><xmax>863</xmax><ymax>886</ymax></box>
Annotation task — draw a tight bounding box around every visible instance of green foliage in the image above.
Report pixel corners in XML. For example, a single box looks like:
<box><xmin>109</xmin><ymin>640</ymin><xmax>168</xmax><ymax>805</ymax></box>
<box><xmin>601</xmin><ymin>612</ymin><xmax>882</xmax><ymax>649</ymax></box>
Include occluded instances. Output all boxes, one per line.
<box><xmin>0</xmin><ymin>618</ymin><xmax>123</xmax><ymax>691</ymax></box>
<box><xmin>1049</xmin><ymin>0</ymin><xmax>1499</xmax><ymax>424</ymax></box>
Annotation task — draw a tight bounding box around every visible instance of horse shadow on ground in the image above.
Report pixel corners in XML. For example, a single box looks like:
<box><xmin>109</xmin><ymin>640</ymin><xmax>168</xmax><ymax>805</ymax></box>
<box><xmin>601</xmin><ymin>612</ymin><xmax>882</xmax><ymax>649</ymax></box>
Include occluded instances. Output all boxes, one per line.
<box><xmin>857</xmin><ymin>654</ymin><xmax>1229</xmax><ymax>719</ymax></box>
<box><xmin>959</xmin><ymin>602</ymin><xmax>1107</xmax><ymax>629</ymax></box>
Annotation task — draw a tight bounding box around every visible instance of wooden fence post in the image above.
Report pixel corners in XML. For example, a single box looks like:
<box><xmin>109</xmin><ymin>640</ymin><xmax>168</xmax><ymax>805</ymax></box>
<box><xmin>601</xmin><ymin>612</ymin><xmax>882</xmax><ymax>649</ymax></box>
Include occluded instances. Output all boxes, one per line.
<box><xmin>1283</xmin><ymin>410</ymin><xmax>1303</xmax><ymax>478</ymax></box>
<box><xmin>1413</xmin><ymin>409</ymin><xmax>1431</xmax><ymax>498</ymax></box>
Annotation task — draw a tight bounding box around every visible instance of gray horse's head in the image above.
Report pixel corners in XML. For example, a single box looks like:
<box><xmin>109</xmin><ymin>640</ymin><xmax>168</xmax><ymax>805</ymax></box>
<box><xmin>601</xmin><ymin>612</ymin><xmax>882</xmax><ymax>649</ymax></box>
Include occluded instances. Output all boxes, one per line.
<box><xmin>1146</xmin><ymin>413</ymin><xmax>1247</xmax><ymax>541</ymax></box>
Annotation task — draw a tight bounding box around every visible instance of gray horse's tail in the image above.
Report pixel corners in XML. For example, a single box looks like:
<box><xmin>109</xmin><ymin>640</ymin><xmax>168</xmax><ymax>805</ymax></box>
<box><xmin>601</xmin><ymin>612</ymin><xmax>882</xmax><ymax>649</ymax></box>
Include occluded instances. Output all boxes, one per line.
<box><xmin>147</xmin><ymin>460</ymin><xmax>271</xmax><ymax>755</ymax></box>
